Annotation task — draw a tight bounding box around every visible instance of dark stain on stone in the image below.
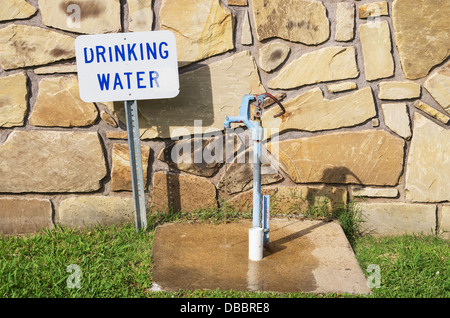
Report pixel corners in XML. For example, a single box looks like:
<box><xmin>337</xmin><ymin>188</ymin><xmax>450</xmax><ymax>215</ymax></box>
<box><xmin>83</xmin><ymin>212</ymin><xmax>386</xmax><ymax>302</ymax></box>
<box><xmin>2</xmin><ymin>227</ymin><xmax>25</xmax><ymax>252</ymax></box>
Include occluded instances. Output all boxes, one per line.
<box><xmin>269</xmin><ymin>49</ymin><xmax>283</xmax><ymax>62</ymax></box>
<box><xmin>50</xmin><ymin>48</ymin><xmax>70</xmax><ymax>58</ymax></box>
<box><xmin>12</xmin><ymin>40</ymin><xmax>36</xmax><ymax>53</ymax></box>
<box><xmin>286</xmin><ymin>19</ymin><xmax>319</xmax><ymax>32</ymax></box>
<box><xmin>305</xmin><ymin>21</ymin><xmax>319</xmax><ymax>32</ymax></box>
<box><xmin>59</xmin><ymin>1</ymin><xmax>104</xmax><ymax>19</ymax></box>
<box><xmin>0</xmin><ymin>97</ymin><xmax>11</xmax><ymax>107</ymax></box>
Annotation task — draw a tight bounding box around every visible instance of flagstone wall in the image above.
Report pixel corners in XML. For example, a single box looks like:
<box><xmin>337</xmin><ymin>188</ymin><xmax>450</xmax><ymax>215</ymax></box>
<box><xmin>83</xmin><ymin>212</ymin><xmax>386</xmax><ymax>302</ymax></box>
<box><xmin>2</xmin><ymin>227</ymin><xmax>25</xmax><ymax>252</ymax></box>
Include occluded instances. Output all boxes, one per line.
<box><xmin>0</xmin><ymin>0</ymin><xmax>449</xmax><ymax>239</ymax></box>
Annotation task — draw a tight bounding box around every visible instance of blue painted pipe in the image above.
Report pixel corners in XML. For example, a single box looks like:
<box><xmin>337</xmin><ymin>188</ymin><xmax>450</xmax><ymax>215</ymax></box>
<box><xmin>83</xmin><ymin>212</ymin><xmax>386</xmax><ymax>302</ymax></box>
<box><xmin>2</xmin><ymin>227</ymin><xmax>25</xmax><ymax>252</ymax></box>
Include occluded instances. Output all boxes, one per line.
<box><xmin>263</xmin><ymin>195</ymin><xmax>270</xmax><ymax>248</ymax></box>
<box><xmin>224</xmin><ymin>94</ymin><xmax>269</xmax><ymax>249</ymax></box>
<box><xmin>253</xmin><ymin>136</ymin><xmax>262</xmax><ymax>229</ymax></box>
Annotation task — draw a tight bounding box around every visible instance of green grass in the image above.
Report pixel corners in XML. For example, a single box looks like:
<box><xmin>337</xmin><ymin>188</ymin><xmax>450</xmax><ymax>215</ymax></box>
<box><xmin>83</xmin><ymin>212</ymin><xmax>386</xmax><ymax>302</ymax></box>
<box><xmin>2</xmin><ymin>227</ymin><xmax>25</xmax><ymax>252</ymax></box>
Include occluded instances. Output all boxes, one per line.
<box><xmin>354</xmin><ymin>234</ymin><xmax>449</xmax><ymax>298</ymax></box>
<box><xmin>0</xmin><ymin>207</ymin><xmax>448</xmax><ymax>298</ymax></box>
<box><xmin>0</xmin><ymin>224</ymin><xmax>154</xmax><ymax>297</ymax></box>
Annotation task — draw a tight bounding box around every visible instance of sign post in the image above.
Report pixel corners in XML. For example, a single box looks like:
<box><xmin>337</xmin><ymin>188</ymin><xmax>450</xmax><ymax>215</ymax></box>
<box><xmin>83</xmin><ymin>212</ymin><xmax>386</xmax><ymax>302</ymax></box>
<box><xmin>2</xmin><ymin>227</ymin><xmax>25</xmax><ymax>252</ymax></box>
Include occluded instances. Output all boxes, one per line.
<box><xmin>124</xmin><ymin>99</ymin><xmax>147</xmax><ymax>231</ymax></box>
<box><xmin>75</xmin><ymin>31</ymin><xmax>179</xmax><ymax>231</ymax></box>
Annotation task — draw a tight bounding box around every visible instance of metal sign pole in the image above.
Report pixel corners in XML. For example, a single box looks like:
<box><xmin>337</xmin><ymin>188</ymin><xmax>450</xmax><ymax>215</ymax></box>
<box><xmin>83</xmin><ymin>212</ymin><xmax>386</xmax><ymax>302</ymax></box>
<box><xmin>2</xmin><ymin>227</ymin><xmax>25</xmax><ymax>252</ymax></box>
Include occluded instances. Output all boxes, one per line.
<box><xmin>124</xmin><ymin>100</ymin><xmax>147</xmax><ymax>231</ymax></box>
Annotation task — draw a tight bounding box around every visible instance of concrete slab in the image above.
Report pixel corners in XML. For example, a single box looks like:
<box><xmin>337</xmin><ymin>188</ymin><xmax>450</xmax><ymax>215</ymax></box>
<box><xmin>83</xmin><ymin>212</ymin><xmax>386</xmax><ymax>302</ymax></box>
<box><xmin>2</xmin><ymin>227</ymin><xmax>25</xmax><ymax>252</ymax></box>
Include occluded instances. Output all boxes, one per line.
<box><xmin>152</xmin><ymin>218</ymin><xmax>371</xmax><ymax>295</ymax></box>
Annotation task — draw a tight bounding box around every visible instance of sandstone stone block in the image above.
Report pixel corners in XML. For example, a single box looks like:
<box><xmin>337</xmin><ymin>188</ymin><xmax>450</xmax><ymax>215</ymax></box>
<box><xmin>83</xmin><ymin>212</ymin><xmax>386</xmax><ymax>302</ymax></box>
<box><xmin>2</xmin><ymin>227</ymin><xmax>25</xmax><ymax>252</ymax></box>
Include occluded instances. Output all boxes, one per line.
<box><xmin>59</xmin><ymin>196</ymin><xmax>134</xmax><ymax>229</ymax></box>
<box><xmin>128</xmin><ymin>0</ymin><xmax>153</xmax><ymax>32</ymax></box>
<box><xmin>111</xmin><ymin>143</ymin><xmax>150</xmax><ymax>192</ymax></box>
<box><xmin>34</xmin><ymin>64</ymin><xmax>77</xmax><ymax>75</ymax></box>
<box><xmin>0</xmin><ymin>198</ymin><xmax>52</xmax><ymax>234</ymax></box>
<box><xmin>352</xmin><ymin>187</ymin><xmax>398</xmax><ymax>198</ymax></box>
<box><xmin>29</xmin><ymin>75</ymin><xmax>98</xmax><ymax>127</ymax></box>
<box><xmin>358</xmin><ymin>1</ymin><xmax>389</xmax><ymax>19</ymax></box>
<box><xmin>226</xmin><ymin>185</ymin><xmax>347</xmax><ymax>215</ymax></box>
<box><xmin>392</xmin><ymin>0</ymin><xmax>450</xmax><ymax>79</ymax></box>
<box><xmin>335</xmin><ymin>2</ymin><xmax>355</xmax><ymax>42</ymax></box>
<box><xmin>441</xmin><ymin>206</ymin><xmax>450</xmax><ymax>240</ymax></box>
<box><xmin>327</xmin><ymin>82</ymin><xmax>357</xmax><ymax>93</ymax></box>
<box><xmin>218</xmin><ymin>148</ymin><xmax>282</xmax><ymax>195</ymax></box>
<box><xmin>414</xmin><ymin>100</ymin><xmax>450</xmax><ymax>125</ymax></box>
<box><xmin>241</xmin><ymin>10</ymin><xmax>252</xmax><ymax>45</ymax></box>
<box><xmin>252</xmin><ymin>0</ymin><xmax>329</xmax><ymax>45</ymax></box>
<box><xmin>160</xmin><ymin>0</ymin><xmax>234</xmax><ymax>66</ymax></box>
<box><xmin>114</xmin><ymin>51</ymin><xmax>265</xmax><ymax>139</ymax></box>
<box><xmin>405</xmin><ymin>113</ymin><xmax>450</xmax><ymax>202</ymax></box>
<box><xmin>100</xmin><ymin>111</ymin><xmax>118</xmax><ymax>127</ymax></box>
<box><xmin>158</xmin><ymin>136</ymin><xmax>225</xmax><ymax>177</ymax></box>
<box><xmin>0</xmin><ymin>72</ymin><xmax>28</xmax><ymax>128</ymax></box>
<box><xmin>267</xmin><ymin>130</ymin><xmax>405</xmax><ymax>186</ymax></box>
<box><xmin>98</xmin><ymin>101</ymin><xmax>118</xmax><ymax>118</ymax></box>
<box><xmin>106</xmin><ymin>131</ymin><xmax>128</xmax><ymax>140</ymax></box>
<box><xmin>381</xmin><ymin>103</ymin><xmax>411</xmax><ymax>139</ymax></box>
<box><xmin>378</xmin><ymin>81</ymin><xmax>421</xmax><ymax>100</ymax></box>
<box><xmin>423</xmin><ymin>62</ymin><xmax>450</xmax><ymax>115</ymax></box>
<box><xmin>150</xmin><ymin>171</ymin><xmax>217</xmax><ymax>213</ymax></box>
<box><xmin>0</xmin><ymin>24</ymin><xmax>75</xmax><ymax>70</ymax></box>
<box><xmin>1</xmin><ymin>0</ymin><xmax>36</xmax><ymax>21</ymax></box>
<box><xmin>262</xmin><ymin>87</ymin><xmax>376</xmax><ymax>135</ymax></box>
<box><xmin>359</xmin><ymin>203</ymin><xmax>436</xmax><ymax>236</ymax></box>
<box><xmin>38</xmin><ymin>0</ymin><xmax>121</xmax><ymax>34</ymax></box>
<box><xmin>359</xmin><ymin>21</ymin><xmax>394</xmax><ymax>81</ymax></box>
<box><xmin>258</xmin><ymin>42</ymin><xmax>290</xmax><ymax>73</ymax></box>
<box><xmin>0</xmin><ymin>131</ymin><xmax>107</xmax><ymax>193</ymax></box>
<box><xmin>269</xmin><ymin>46</ymin><xmax>358</xmax><ymax>89</ymax></box>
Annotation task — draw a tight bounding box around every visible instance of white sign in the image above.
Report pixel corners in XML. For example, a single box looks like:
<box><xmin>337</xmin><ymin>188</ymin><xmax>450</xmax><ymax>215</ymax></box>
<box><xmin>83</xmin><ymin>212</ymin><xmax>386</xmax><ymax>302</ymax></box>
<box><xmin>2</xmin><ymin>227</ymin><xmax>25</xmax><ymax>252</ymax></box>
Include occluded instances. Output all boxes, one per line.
<box><xmin>75</xmin><ymin>30</ymin><xmax>179</xmax><ymax>102</ymax></box>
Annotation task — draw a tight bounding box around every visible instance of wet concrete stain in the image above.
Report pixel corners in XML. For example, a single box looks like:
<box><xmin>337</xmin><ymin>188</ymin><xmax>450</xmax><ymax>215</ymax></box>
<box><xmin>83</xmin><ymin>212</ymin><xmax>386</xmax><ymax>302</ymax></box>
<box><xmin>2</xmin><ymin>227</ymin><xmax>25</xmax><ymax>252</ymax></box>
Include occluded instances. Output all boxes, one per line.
<box><xmin>152</xmin><ymin>219</ymin><xmax>322</xmax><ymax>293</ymax></box>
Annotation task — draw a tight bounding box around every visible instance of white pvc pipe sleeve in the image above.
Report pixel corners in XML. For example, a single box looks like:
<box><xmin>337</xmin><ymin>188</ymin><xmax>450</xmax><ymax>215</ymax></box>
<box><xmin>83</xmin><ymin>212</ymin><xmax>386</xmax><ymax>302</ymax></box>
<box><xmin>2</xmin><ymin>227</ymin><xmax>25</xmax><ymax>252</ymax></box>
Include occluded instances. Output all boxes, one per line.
<box><xmin>249</xmin><ymin>227</ymin><xmax>264</xmax><ymax>261</ymax></box>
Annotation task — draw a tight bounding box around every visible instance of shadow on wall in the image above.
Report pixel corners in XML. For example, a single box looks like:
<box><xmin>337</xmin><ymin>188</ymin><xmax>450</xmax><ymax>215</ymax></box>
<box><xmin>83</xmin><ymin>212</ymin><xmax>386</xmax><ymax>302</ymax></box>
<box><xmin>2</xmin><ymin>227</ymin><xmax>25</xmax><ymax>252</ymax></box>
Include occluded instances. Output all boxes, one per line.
<box><xmin>114</xmin><ymin>64</ymin><xmax>214</xmax><ymax>213</ymax></box>
<box><xmin>320</xmin><ymin>167</ymin><xmax>363</xmax><ymax>185</ymax></box>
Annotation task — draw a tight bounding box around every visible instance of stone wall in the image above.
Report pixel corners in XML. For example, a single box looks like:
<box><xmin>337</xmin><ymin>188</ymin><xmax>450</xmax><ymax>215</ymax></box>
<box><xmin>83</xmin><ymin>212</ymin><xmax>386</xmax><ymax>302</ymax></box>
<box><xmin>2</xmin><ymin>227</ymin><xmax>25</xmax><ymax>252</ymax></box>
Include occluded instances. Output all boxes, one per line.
<box><xmin>0</xmin><ymin>0</ymin><xmax>449</xmax><ymax>238</ymax></box>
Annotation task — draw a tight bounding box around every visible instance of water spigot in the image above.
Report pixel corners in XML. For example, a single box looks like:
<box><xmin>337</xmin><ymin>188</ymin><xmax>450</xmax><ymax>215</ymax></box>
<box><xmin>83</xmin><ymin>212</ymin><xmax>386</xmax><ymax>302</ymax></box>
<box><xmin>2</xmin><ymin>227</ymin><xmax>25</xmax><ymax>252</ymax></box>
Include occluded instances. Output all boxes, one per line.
<box><xmin>223</xmin><ymin>93</ymin><xmax>285</xmax><ymax>131</ymax></box>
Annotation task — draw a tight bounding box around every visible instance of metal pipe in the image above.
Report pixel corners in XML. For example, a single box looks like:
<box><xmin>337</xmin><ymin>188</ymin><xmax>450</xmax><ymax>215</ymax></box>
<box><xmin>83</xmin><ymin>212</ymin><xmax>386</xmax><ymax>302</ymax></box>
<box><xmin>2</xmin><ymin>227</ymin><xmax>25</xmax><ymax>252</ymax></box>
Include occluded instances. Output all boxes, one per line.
<box><xmin>224</xmin><ymin>93</ymin><xmax>285</xmax><ymax>261</ymax></box>
<box><xmin>124</xmin><ymin>100</ymin><xmax>147</xmax><ymax>232</ymax></box>
<box><xmin>253</xmin><ymin>138</ymin><xmax>262</xmax><ymax>229</ymax></box>
<box><xmin>263</xmin><ymin>195</ymin><xmax>270</xmax><ymax>248</ymax></box>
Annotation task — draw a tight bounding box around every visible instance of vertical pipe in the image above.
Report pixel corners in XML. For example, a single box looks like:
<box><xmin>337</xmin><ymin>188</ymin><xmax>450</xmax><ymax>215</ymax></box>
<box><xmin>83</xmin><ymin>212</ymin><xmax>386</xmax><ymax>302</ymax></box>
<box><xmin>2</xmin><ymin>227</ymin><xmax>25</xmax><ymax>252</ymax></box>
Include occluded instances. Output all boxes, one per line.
<box><xmin>248</xmin><ymin>227</ymin><xmax>263</xmax><ymax>261</ymax></box>
<box><xmin>263</xmin><ymin>195</ymin><xmax>270</xmax><ymax>248</ymax></box>
<box><xmin>253</xmin><ymin>139</ymin><xmax>262</xmax><ymax>229</ymax></box>
<box><xmin>250</xmin><ymin>125</ymin><xmax>263</xmax><ymax>261</ymax></box>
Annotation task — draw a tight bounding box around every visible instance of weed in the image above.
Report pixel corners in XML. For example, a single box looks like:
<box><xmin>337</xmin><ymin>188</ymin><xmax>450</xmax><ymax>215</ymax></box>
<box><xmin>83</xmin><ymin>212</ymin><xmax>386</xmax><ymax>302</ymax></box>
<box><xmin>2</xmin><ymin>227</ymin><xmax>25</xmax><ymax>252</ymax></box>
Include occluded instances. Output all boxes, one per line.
<box><xmin>332</xmin><ymin>201</ymin><xmax>363</xmax><ymax>246</ymax></box>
